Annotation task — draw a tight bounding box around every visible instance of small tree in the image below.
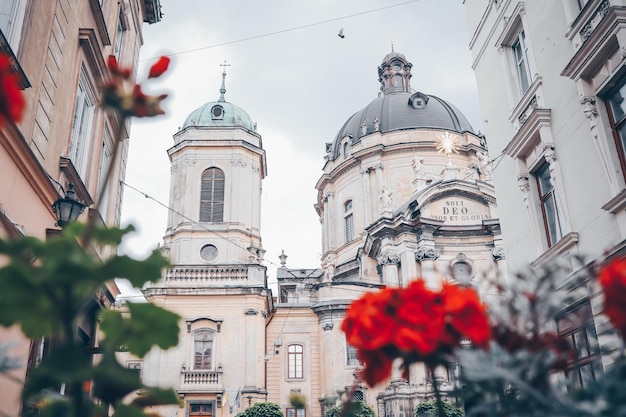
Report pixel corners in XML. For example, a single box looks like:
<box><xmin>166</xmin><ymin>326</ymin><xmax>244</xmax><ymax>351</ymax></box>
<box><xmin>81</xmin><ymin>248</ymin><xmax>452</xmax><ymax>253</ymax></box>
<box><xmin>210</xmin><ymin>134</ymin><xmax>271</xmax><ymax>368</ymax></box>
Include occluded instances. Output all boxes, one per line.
<box><xmin>415</xmin><ymin>400</ymin><xmax>464</xmax><ymax>417</ymax></box>
<box><xmin>238</xmin><ymin>402</ymin><xmax>284</xmax><ymax>417</ymax></box>
<box><xmin>325</xmin><ymin>400</ymin><xmax>375</xmax><ymax>417</ymax></box>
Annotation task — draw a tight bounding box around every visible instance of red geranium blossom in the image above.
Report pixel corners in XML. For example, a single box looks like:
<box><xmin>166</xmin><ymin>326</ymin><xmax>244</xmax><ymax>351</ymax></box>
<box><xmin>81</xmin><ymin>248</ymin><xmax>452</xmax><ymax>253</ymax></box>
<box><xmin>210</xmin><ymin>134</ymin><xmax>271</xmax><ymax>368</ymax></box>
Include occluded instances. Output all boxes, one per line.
<box><xmin>342</xmin><ymin>278</ymin><xmax>492</xmax><ymax>387</ymax></box>
<box><xmin>101</xmin><ymin>55</ymin><xmax>168</xmax><ymax>118</ymax></box>
<box><xmin>342</xmin><ymin>288</ymin><xmax>399</xmax><ymax>351</ymax></box>
<box><xmin>394</xmin><ymin>280</ymin><xmax>445</xmax><ymax>355</ymax></box>
<box><xmin>599</xmin><ymin>257</ymin><xmax>626</xmax><ymax>336</ymax></box>
<box><xmin>441</xmin><ymin>282</ymin><xmax>491</xmax><ymax>348</ymax></box>
<box><xmin>0</xmin><ymin>54</ymin><xmax>25</xmax><ymax>126</ymax></box>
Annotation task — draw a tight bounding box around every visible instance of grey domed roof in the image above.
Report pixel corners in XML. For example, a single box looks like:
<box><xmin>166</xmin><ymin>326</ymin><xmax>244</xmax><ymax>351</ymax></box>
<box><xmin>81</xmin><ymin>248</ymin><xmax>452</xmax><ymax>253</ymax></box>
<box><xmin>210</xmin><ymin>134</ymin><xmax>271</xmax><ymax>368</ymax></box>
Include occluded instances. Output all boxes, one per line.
<box><xmin>181</xmin><ymin>70</ymin><xmax>256</xmax><ymax>132</ymax></box>
<box><xmin>329</xmin><ymin>51</ymin><xmax>475</xmax><ymax>159</ymax></box>
<box><xmin>182</xmin><ymin>101</ymin><xmax>256</xmax><ymax>131</ymax></box>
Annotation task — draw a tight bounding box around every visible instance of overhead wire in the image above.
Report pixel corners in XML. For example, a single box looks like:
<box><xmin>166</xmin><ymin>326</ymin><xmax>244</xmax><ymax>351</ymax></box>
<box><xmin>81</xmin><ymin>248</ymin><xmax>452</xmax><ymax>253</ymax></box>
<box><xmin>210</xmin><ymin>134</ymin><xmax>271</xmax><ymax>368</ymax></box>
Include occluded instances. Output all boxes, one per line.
<box><xmin>139</xmin><ymin>0</ymin><xmax>421</xmax><ymax>62</ymax></box>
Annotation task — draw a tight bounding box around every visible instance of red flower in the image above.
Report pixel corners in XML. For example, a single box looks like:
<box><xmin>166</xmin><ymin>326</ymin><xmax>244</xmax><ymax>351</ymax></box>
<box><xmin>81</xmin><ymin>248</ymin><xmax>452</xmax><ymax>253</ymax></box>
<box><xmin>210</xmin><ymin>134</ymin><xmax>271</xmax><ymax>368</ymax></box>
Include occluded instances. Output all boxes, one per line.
<box><xmin>0</xmin><ymin>54</ymin><xmax>25</xmax><ymax>126</ymax></box>
<box><xmin>394</xmin><ymin>280</ymin><xmax>445</xmax><ymax>355</ymax></box>
<box><xmin>599</xmin><ymin>258</ymin><xmax>626</xmax><ymax>336</ymax></box>
<box><xmin>357</xmin><ymin>349</ymin><xmax>393</xmax><ymax>387</ymax></box>
<box><xmin>101</xmin><ymin>55</ymin><xmax>168</xmax><ymax>118</ymax></box>
<box><xmin>441</xmin><ymin>283</ymin><xmax>491</xmax><ymax>348</ymax></box>
<box><xmin>342</xmin><ymin>288</ymin><xmax>399</xmax><ymax>350</ymax></box>
<box><xmin>148</xmin><ymin>56</ymin><xmax>170</xmax><ymax>79</ymax></box>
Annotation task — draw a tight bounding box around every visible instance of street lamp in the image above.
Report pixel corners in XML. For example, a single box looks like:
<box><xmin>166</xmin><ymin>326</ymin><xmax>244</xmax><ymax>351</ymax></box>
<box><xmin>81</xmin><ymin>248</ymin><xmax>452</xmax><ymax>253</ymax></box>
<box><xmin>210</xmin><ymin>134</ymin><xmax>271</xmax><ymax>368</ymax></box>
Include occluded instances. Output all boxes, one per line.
<box><xmin>52</xmin><ymin>182</ymin><xmax>85</xmax><ymax>227</ymax></box>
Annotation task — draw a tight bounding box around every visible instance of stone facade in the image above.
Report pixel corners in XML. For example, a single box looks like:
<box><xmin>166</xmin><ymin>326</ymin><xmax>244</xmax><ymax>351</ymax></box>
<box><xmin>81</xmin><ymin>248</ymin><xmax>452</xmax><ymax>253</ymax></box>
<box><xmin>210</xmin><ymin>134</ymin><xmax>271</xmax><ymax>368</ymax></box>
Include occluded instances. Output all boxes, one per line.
<box><xmin>463</xmin><ymin>0</ymin><xmax>626</xmax><ymax>387</ymax></box>
<box><xmin>139</xmin><ymin>52</ymin><xmax>504</xmax><ymax>417</ymax></box>
<box><xmin>0</xmin><ymin>1</ymin><xmax>162</xmax><ymax>414</ymax></box>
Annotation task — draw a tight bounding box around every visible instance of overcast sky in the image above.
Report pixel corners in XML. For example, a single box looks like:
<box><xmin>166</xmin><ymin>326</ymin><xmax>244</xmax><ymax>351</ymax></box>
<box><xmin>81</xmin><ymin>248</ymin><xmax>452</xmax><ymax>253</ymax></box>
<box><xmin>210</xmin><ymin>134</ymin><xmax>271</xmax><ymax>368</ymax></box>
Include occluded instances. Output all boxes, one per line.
<box><xmin>118</xmin><ymin>0</ymin><xmax>483</xmax><ymax>291</ymax></box>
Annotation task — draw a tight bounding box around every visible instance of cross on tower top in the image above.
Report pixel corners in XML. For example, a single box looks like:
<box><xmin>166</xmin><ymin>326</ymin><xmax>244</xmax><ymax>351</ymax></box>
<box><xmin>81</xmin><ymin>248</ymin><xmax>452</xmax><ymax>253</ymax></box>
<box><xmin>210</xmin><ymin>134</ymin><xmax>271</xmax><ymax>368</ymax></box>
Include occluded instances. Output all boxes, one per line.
<box><xmin>218</xmin><ymin>60</ymin><xmax>230</xmax><ymax>102</ymax></box>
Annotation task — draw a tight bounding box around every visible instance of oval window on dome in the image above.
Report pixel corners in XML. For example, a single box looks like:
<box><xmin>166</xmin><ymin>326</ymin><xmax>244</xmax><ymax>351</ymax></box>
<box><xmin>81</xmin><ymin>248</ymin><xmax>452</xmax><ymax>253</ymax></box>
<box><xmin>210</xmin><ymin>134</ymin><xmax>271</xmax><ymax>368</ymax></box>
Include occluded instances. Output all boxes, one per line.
<box><xmin>211</xmin><ymin>105</ymin><xmax>224</xmax><ymax>119</ymax></box>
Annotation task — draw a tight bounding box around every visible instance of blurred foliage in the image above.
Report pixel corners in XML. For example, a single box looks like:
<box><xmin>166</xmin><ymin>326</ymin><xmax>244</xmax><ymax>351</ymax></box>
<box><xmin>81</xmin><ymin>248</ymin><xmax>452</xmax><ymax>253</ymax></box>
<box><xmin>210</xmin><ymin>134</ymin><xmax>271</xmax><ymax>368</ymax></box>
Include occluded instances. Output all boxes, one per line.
<box><xmin>325</xmin><ymin>400</ymin><xmax>375</xmax><ymax>417</ymax></box>
<box><xmin>236</xmin><ymin>402</ymin><xmax>284</xmax><ymax>417</ymax></box>
<box><xmin>0</xmin><ymin>223</ymin><xmax>180</xmax><ymax>417</ymax></box>
<box><xmin>415</xmin><ymin>400</ymin><xmax>464</xmax><ymax>417</ymax></box>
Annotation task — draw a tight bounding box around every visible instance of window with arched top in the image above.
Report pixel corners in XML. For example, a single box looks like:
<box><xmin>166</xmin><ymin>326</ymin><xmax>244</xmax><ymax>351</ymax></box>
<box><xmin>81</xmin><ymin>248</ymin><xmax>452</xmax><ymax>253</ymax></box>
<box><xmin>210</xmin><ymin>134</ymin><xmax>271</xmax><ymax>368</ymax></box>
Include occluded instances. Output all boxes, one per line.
<box><xmin>193</xmin><ymin>330</ymin><xmax>214</xmax><ymax>369</ymax></box>
<box><xmin>200</xmin><ymin>168</ymin><xmax>225</xmax><ymax>222</ymax></box>
<box><xmin>344</xmin><ymin>200</ymin><xmax>354</xmax><ymax>243</ymax></box>
<box><xmin>287</xmin><ymin>344</ymin><xmax>303</xmax><ymax>379</ymax></box>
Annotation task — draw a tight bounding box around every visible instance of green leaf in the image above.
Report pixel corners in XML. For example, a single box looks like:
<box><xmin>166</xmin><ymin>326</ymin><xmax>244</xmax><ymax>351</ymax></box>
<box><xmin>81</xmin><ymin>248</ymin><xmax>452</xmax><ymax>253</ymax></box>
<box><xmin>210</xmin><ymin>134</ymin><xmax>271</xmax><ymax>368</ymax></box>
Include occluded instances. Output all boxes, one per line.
<box><xmin>131</xmin><ymin>387</ymin><xmax>181</xmax><ymax>408</ymax></box>
<box><xmin>92</xmin><ymin>224</ymin><xmax>136</xmax><ymax>246</ymax></box>
<box><xmin>100</xmin><ymin>302</ymin><xmax>180</xmax><ymax>357</ymax></box>
<box><xmin>112</xmin><ymin>403</ymin><xmax>150</xmax><ymax>417</ymax></box>
<box><xmin>102</xmin><ymin>250</ymin><xmax>169</xmax><ymax>288</ymax></box>
<box><xmin>92</xmin><ymin>352</ymin><xmax>142</xmax><ymax>405</ymax></box>
<box><xmin>22</xmin><ymin>345</ymin><xmax>92</xmax><ymax>406</ymax></box>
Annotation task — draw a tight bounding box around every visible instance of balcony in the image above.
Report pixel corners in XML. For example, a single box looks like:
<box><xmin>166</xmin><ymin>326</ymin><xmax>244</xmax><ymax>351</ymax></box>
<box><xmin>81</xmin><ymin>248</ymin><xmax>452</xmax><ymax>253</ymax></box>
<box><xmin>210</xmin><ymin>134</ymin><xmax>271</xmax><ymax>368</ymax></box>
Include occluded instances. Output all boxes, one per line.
<box><xmin>166</xmin><ymin>265</ymin><xmax>249</xmax><ymax>282</ymax></box>
<box><xmin>180</xmin><ymin>368</ymin><xmax>224</xmax><ymax>393</ymax></box>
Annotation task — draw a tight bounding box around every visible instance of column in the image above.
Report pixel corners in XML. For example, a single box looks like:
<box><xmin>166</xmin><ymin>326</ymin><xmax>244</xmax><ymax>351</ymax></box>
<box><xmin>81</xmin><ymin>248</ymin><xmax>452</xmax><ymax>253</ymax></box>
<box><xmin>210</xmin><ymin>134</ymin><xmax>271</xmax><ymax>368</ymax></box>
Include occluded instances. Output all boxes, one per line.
<box><xmin>361</xmin><ymin>168</ymin><xmax>372</xmax><ymax>225</ymax></box>
<box><xmin>415</xmin><ymin>244</ymin><xmax>440</xmax><ymax>289</ymax></box>
<box><xmin>325</xmin><ymin>193</ymin><xmax>335</xmax><ymax>250</ymax></box>
<box><xmin>244</xmin><ymin>309</ymin><xmax>259</xmax><ymax>388</ymax></box>
<box><xmin>378</xmin><ymin>252</ymin><xmax>400</xmax><ymax>287</ymax></box>
<box><xmin>400</xmin><ymin>249</ymin><xmax>418</xmax><ymax>287</ymax></box>
<box><xmin>374</xmin><ymin>164</ymin><xmax>384</xmax><ymax>213</ymax></box>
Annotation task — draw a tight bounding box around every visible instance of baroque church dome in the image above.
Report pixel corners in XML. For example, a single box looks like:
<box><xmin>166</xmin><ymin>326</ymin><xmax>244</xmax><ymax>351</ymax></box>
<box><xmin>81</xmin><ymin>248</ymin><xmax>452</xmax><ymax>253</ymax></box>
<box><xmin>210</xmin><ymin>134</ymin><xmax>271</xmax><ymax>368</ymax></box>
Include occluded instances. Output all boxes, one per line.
<box><xmin>329</xmin><ymin>51</ymin><xmax>474</xmax><ymax>159</ymax></box>
<box><xmin>181</xmin><ymin>70</ymin><xmax>256</xmax><ymax>132</ymax></box>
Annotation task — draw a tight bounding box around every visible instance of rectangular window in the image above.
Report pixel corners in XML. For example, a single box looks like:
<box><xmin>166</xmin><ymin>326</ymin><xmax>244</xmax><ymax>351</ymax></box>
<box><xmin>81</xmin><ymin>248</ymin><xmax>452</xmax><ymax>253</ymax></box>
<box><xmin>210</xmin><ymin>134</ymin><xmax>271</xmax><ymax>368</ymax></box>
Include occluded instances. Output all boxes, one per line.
<box><xmin>286</xmin><ymin>408</ymin><xmax>305</xmax><ymax>417</ymax></box>
<box><xmin>69</xmin><ymin>66</ymin><xmax>96</xmax><ymax>179</ymax></box>
<box><xmin>607</xmin><ymin>75</ymin><xmax>626</xmax><ymax>180</ymax></box>
<box><xmin>190</xmin><ymin>404</ymin><xmax>213</xmax><ymax>417</ymax></box>
<box><xmin>346</xmin><ymin>342</ymin><xmax>360</xmax><ymax>366</ymax></box>
<box><xmin>557</xmin><ymin>301</ymin><xmax>603</xmax><ymax>390</ymax></box>
<box><xmin>97</xmin><ymin>129</ymin><xmax>112</xmax><ymax>220</ymax></box>
<box><xmin>194</xmin><ymin>330</ymin><xmax>213</xmax><ymax>370</ymax></box>
<box><xmin>535</xmin><ymin>162</ymin><xmax>563</xmax><ymax>247</ymax></box>
<box><xmin>114</xmin><ymin>8</ymin><xmax>126</xmax><ymax>58</ymax></box>
<box><xmin>512</xmin><ymin>30</ymin><xmax>532</xmax><ymax>95</ymax></box>
<box><xmin>127</xmin><ymin>361</ymin><xmax>142</xmax><ymax>379</ymax></box>
<box><xmin>344</xmin><ymin>200</ymin><xmax>354</xmax><ymax>243</ymax></box>
<box><xmin>287</xmin><ymin>344</ymin><xmax>303</xmax><ymax>379</ymax></box>
<box><xmin>0</xmin><ymin>0</ymin><xmax>27</xmax><ymax>52</ymax></box>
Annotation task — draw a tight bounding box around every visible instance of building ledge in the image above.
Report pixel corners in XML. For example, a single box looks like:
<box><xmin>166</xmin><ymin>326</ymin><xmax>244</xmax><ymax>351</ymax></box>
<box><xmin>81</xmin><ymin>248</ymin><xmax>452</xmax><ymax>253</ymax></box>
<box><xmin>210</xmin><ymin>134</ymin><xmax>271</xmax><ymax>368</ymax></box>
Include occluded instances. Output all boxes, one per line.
<box><xmin>602</xmin><ymin>188</ymin><xmax>626</xmax><ymax>213</ymax></box>
<box><xmin>531</xmin><ymin>232</ymin><xmax>579</xmax><ymax>268</ymax></box>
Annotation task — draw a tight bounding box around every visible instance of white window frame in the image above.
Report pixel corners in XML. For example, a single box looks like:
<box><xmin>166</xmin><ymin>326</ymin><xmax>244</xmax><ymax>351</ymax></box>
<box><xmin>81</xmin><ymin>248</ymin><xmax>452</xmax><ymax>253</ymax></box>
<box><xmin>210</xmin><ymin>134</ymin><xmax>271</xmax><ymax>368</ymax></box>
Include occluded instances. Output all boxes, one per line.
<box><xmin>113</xmin><ymin>6</ymin><xmax>127</xmax><ymax>59</ymax></box>
<box><xmin>287</xmin><ymin>344</ymin><xmax>304</xmax><ymax>380</ymax></box>
<box><xmin>344</xmin><ymin>200</ymin><xmax>354</xmax><ymax>243</ymax></box>
<box><xmin>511</xmin><ymin>29</ymin><xmax>532</xmax><ymax>95</ymax></box>
<box><xmin>0</xmin><ymin>0</ymin><xmax>27</xmax><ymax>52</ymax></box>
<box><xmin>495</xmin><ymin>3</ymin><xmax>538</xmax><ymax>109</ymax></box>
<box><xmin>69</xmin><ymin>65</ymin><xmax>97</xmax><ymax>179</ymax></box>
<box><xmin>193</xmin><ymin>329</ymin><xmax>215</xmax><ymax>370</ymax></box>
<box><xmin>97</xmin><ymin>127</ymin><xmax>113</xmax><ymax>220</ymax></box>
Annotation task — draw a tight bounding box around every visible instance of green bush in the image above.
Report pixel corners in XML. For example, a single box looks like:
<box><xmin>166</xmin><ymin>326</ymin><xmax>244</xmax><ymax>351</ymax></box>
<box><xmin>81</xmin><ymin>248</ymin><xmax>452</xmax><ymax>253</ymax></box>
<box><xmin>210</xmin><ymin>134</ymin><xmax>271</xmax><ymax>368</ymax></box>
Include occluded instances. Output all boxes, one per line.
<box><xmin>415</xmin><ymin>400</ymin><xmax>464</xmax><ymax>417</ymax></box>
<box><xmin>238</xmin><ymin>402</ymin><xmax>284</xmax><ymax>417</ymax></box>
<box><xmin>325</xmin><ymin>400</ymin><xmax>376</xmax><ymax>417</ymax></box>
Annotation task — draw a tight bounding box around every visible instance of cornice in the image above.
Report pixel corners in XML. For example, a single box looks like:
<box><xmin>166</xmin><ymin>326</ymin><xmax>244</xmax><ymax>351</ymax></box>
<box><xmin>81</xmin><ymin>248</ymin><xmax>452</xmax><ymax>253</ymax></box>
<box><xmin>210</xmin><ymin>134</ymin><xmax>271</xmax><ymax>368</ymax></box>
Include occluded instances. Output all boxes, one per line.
<box><xmin>0</xmin><ymin>122</ymin><xmax>58</xmax><ymax>218</ymax></box>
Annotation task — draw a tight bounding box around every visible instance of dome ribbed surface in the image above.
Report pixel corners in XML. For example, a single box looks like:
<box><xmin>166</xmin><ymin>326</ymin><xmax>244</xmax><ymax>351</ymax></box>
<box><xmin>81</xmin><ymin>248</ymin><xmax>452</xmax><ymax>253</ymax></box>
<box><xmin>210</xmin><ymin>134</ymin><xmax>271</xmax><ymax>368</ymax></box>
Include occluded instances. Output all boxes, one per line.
<box><xmin>182</xmin><ymin>101</ymin><xmax>255</xmax><ymax>131</ymax></box>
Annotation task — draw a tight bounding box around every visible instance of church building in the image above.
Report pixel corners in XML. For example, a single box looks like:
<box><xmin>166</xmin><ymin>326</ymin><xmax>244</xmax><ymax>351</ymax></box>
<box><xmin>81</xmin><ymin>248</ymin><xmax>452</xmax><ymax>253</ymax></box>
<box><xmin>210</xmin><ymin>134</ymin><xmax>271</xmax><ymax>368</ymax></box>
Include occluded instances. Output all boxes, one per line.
<box><xmin>138</xmin><ymin>51</ymin><xmax>503</xmax><ymax>417</ymax></box>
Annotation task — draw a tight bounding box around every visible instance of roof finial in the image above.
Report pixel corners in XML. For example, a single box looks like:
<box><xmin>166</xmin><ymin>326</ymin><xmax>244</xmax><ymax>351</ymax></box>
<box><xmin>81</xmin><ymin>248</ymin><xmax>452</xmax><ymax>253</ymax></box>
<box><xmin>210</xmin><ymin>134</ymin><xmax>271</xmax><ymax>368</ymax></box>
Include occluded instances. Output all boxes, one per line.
<box><xmin>218</xmin><ymin>60</ymin><xmax>230</xmax><ymax>102</ymax></box>
<box><xmin>391</xmin><ymin>41</ymin><xmax>394</xmax><ymax>53</ymax></box>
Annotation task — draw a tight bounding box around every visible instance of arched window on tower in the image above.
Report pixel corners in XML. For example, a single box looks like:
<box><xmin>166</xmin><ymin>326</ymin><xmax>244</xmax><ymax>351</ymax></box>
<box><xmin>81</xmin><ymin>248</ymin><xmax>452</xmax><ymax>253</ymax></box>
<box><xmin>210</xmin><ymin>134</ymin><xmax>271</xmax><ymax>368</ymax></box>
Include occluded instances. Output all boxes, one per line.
<box><xmin>200</xmin><ymin>168</ymin><xmax>225</xmax><ymax>222</ymax></box>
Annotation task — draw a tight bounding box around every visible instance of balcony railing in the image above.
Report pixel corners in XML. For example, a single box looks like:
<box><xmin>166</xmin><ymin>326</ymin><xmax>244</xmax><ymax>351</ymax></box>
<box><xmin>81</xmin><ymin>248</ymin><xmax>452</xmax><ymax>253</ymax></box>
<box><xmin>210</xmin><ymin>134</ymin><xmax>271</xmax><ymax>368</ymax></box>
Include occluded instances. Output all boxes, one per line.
<box><xmin>166</xmin><ymin>265</ymin><xmax>249</xmax><ymax>282</ymax></box>
<box><xmin>180</xmin><ymin>369</ymin><xmax>223</xmax><ymax>391</ymax></box>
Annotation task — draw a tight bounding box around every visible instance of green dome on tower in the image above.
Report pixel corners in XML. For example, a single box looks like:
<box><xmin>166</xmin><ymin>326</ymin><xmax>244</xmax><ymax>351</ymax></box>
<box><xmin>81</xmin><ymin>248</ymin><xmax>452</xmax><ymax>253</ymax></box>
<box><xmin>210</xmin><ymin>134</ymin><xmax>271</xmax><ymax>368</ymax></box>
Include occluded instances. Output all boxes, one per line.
<box><xmin>181</xmin><ymin>68</ymin><xmax>256</xmax><ymax>132</ymax></box>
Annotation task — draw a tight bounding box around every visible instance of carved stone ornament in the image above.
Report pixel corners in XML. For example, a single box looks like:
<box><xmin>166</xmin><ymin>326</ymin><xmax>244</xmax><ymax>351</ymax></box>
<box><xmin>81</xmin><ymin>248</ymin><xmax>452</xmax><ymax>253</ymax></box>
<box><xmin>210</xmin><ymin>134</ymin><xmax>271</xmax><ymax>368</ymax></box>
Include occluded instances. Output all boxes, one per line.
<box><xmin>415</xmin><ymin>245</ymin><xmax>440</xmax><ymax>262</ymax></box>
<box><xmin>492</xmin><ymin>248</ymin><xmax>506</xmax><ymax>261</ymax></box>
<box><xmin>543</xmin><ymin>144</ymin><xmax>557</xmax><ymax>164</ymax></box>
<box><xmin>517</xmin><ymin>173</ymin><xmax>530</xmax><ymax>194</ymax></box>
<box><xmin>244</xmin><ymin>308</ymin><xmax>259</xmax><ymax>316</ymax></box>
<box><xmin>580</xmin><ymin>96</ymin><xmax>599</xmax><ymax>128</ymax></box>
<box><xmin>378</xmin><ymin>252</ymin><xmax>400</xmax><ymax>266</ymax></box>
<box><xmin>373</xmin><ymin>118</ymin><xmax>380</xmax><ymax>132</ymax></box>
<box><xmin>322</xmin><ymin>322</ymin><xmax>334</xmax><ymax>331</ymax></box>
<box><xmin>231</xmin><ymin>159</ymin><xmax>247</xmax><ymax>167</ymax></box>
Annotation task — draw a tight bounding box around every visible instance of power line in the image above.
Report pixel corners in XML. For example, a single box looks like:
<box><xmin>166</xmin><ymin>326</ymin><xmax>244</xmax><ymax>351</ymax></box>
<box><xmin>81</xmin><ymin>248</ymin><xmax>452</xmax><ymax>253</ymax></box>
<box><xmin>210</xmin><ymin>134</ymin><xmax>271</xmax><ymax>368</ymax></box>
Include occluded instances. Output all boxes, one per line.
<box><xmin>139</xmin><ymin>0</ymin><xmax>421</xmax><ymax>62</ymax></box>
